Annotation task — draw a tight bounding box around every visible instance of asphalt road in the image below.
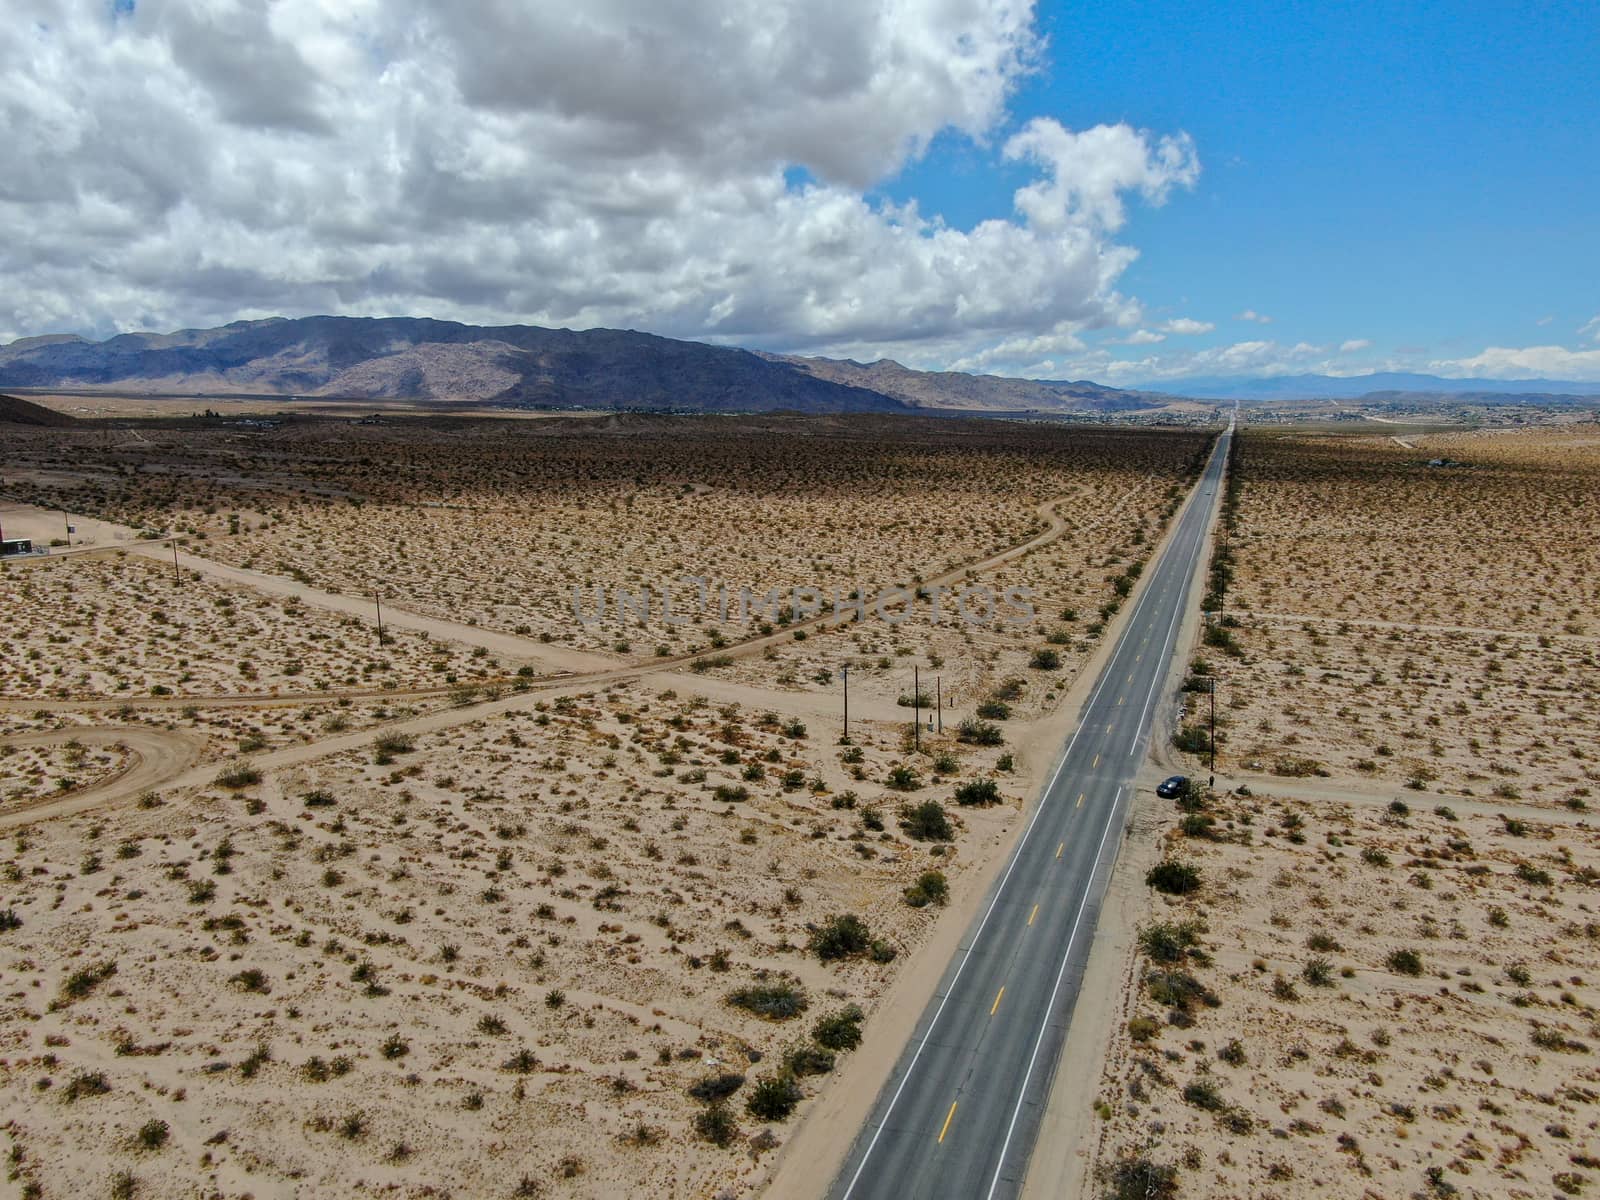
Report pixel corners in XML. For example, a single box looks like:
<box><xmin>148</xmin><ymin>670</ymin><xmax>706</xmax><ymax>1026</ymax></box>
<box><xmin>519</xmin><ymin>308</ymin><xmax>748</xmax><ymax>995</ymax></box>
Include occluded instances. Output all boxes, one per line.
<box><xmin>829</xmin><ymin>423</ymin><xmax>1232</xmax><ymax>1200</ymax></box>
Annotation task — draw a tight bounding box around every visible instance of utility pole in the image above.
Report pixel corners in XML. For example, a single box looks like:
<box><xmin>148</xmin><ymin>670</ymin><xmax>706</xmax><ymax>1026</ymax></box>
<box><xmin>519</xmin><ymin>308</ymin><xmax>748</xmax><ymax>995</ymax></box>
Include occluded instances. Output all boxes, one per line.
<box><xmin>1208</xmin><ymin>676</ymin><xmax>1217</xmax><ymax>788</ymax></box>
<box><xmin>936</xmin><ymin>676</ymin><xmax>942</xmax><ymax>735</ymax></box>
<box><xmin>841</xmin><ymin>664</ymin><xmax>849</xmax><ymax>742</ymax></box>
<box><xmin>63</xmin><ymin>510</ymin><xmax>71</xmax><ymax>548</ymax></box>
<box><xmin>912</xmin><ymin>664</ymin><xmax>920</xmax><ymax>752</ymax></box>
<box><xmin>375</xmin><ymin>591</ymin><xmax>386</xmax><ymax>647</ymax></box>
<box><xmin>171</xmin><ymin>539</ymin><xmax>181</xmax><ymax>585</ymax></box>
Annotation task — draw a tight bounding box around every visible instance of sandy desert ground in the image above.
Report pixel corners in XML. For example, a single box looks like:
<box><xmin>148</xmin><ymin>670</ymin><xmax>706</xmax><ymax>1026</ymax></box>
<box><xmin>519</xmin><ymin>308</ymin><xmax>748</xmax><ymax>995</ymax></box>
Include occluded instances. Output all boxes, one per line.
<box><xmin>2</xmin><ymin>410</ymin><xmax>1211</xmax><ymax>1198</ymax></box>
<box><xmin>1090</xmin><ymin>421</ymin><xmax>1600</xmax><ymax>1199</ymax></box>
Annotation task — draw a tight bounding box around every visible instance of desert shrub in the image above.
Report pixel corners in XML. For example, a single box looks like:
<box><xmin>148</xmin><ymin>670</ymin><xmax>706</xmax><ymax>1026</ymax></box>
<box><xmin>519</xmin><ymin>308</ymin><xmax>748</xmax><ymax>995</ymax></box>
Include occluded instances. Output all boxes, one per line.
<box><xmin>976</xmin><ymin>700</ymin><xmax>1011</xmax><ymax>720</ymax></box>
<box><xmin>747</xmin><ymin>1074</ymin><xmax>804</xmax><ymax>1121</ymax></box>
<box><xmin>687</xmin><ymin>1072</ymin><xmax>745</xmax><ymax>1102</ymax></box>
<box><xmin>502</xmin><ymin>1048</ymin><xmax>539</xmax><ymax>1073</ymax></box>
<box><xmin>373</xmin><ymin>732</ymin><xmax>414</xmax><ymax>761</ymax></box>
<box><xmin>302</xmin><ymin>789</ymin><xmax>336</xmax><ymax>807</ymax></box>
<box><xmin>904</xmin><ymin>869</ymin><xmax>949</xmax><ymax>908</ymax></box>
<box><xmin>713</xmin><ymin>784</ymin><xmax>750</xmax><ymax>803</ymax></box>
<box><xmin>728</xmin><ymin>982</ymin><xmax>808</xmax><ymax>1020</ymax></box>
<box><xmin>694</xmin><ymin>1101</ymin><xmax>739</xmax><ymax>1146</ymax></box>
<box><xmin>1182</xmin><ymin>1078</ymin><xmax>1225</xmax><ymax>1110</ymax></box>
<box><xmin>812</xmin><ymin>1005</ymin><xmax>865</xmax><ymax>1052</ymax></box>
<box><xmin>1139</xmin><ymin>920</ymin><xmax>1204</xmax><ymax>964</ymax></box>
<box><xmin>1146</xmin><ymin>968</ymin><xmax>1214</xmax><ymax>1011</ymax></box>
<box><xmin>0</xmin><ymin>908</ymin><xmax>21</xmax><ymax>932</ymax></box>
<box><xmin>885</xmin><ymin>764</ymin><xmax>921</xmax><ymax>791</ymax></box>
<box><xmin>214</xmin><ymin>764</ymin><xmax>261</xmax><ymax>789</ymax></box>
<box><xmin>1218</xmin><ymin>1038</ymin><xmax>1246</xmax><ymax>1066</ymax></box>
<box><xmin>1029</xmin><ymin>647</ymin><xmax>1061</xmax><ymax>670</ymax></box>
<box><xmin>898</xmin><ymin>800</ymin><xmax>953</xmax><ymax>841</ymax></box>
<box><xmin>1386</xmin><ymin>948</ymin><xmax>1424</xmax><ymax>976</ymax></box>
<box><xmin>62</xmin><ymin>1070</ymin><xmax>112</xmax><ymax>1102</ymax></box>
<box><xmin>1180</xmin><ymin>813</ymin><xmax>1216</xmax><ymax>839</ymax></box>
<box><xmin>809</xmin><ymin>914</ymin><xmax>878</xmax><ymax>962</ymax></box>
<box><xmin>1128</xmin><ymin>1015</ymin><xmax>1161</xmax><ymax>1042</ymax></box>
<box><xmin>230</xmin><ymin>968</ymin><xmax>270</xmax><ymax>994</ymax></box>
<box><xmin>1361</xmin><ymin>847</ymin><xmax>1391</xmax><ymax>867</ymax></box>
<box><xmin>1271</xmin><ymin>756</ymin><xmax>1324</xmax><ymax>778</ymax></box>
<box><xmin>1516</xmin><ymin>862</ymin><xmax>1553</xmax><ymax>887</ymax></box>
<box><xmin>62</xmin><ymin>960</ymin><xmax>117</xmax><ymax>1000</ymax></box>
<box><xmin>1172</xmin><ymin>725</ymin><xmax>1211</xmax><ymax>754</ymax></box>
<box><xmin>1146</xmin><ymin>860</ymin><xmax>1201</xmax><ymax>895</ymax></box>
<box><xmin>782</xmin><ymin>1042</ymin><xmax>835</xmax><ymax>1076</ymax></box>
<box><xmin>1532</xmin><ymin>1025</ymin><xmax>1589</xmax><ymax>1054</ymax></box>
<box><xmin>1302</xmin><ymin>957</ymin><xmax>1335</xmax><ymax>987</ymax></box>
<box><xmin>1098</xmin><ymin>1156</ymin><xmax>1179</xmax><ymax>1200</ymax></box>
<box><xmin>136</xmin><ymin>1119</ymin><xmax>169</xmax><ymax>1150</ymax></box>
<box><xmin>956</xmin><ymin>718</ymin><xmax>1004</xmax><ymax>746</ymax></box>
<box><xmin>949</xmin><ymin>777</ymin><xmax>1002</xmax><ymax>807</ymax></box>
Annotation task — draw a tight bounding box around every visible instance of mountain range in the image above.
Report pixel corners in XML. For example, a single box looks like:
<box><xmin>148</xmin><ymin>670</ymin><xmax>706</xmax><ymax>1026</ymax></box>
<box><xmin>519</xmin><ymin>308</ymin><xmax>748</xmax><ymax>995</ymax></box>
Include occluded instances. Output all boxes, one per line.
<box><xmin>0</xmin><ymin>316</ymin><xmax>1182</xmax><ymax>416</ymax></box>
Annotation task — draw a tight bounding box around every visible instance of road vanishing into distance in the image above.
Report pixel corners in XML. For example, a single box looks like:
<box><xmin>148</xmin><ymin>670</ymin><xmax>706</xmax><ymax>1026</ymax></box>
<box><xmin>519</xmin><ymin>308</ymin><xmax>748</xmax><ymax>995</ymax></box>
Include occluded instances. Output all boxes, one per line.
<box><xmin>830</xmin><ymin>421</ymin><xmax>1232</xmax><ymax>1200</ymax></box>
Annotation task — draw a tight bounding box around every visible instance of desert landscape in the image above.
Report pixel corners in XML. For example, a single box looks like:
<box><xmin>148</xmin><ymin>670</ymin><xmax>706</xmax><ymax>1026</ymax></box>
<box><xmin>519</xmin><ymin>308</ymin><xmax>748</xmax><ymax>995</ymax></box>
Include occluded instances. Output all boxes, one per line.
<box><xmin>1</xmin><ymin>404</ymin><xmax>1211</xmax><ymax>1198</ymax></box>
<box><xmin>1090</xmin><ymin>420</ymin><xmax>1600</xmax><ymax>1198</ymax></box>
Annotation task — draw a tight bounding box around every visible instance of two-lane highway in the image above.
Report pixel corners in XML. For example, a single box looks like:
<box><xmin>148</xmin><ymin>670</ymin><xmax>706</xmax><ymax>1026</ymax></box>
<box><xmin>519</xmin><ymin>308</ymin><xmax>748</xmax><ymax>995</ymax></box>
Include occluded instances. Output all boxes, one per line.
<box><xmin>830</xmin><ymin>423</ymin><xmax>1231</xmax><ymax>1200</ymax></box>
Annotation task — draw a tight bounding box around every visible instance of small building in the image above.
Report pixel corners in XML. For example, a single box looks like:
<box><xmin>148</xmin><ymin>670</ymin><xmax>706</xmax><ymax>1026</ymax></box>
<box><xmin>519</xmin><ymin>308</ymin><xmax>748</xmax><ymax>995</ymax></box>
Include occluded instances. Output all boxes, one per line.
<box><xmin>1</xmin><ymin>537</ymin><xmax>34</xmax><ymax>557</ymax></box>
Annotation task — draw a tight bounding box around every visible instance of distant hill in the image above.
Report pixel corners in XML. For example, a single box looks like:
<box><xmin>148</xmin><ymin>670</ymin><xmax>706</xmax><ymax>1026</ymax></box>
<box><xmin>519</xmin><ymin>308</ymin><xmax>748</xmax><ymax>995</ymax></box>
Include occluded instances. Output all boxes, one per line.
<box><xmin>0</xmin><ymin>392</ymin><xmax>77</xmax><ymax>426</ymax></box>
<box><xmin>1155</xmin><ymin>371</ymin><xmax>1600</xmax><ymax>401</ymax></box>
<box><xmin>0</xmin><ymin>316</ymin><xmax>1169</xmax><ymax>416</ymax></box>
<box><xmin>770</xmin><ymin>354</ymin><xmax>1178</xmax><ymax>413</ymax></box>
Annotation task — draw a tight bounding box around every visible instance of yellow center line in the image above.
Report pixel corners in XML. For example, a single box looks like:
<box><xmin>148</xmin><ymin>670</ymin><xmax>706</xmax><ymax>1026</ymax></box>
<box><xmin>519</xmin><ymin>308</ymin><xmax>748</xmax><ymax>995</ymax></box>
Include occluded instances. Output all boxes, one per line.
<box><xmin>1028</xmin><ymin>903</ymin><xmax>1039</xmax><ymax>925</ymax></box>
<box><xmin>1056</xmin><ymin>842</ymin><xmax>1064</xmax><ymax>859</ymax></box>
<box><xmin>1076</xmin><ymin>792</ymin><xmax>1085</xmax><ymax>808</ymax></box>
<box><xmin>938</xmin><ymin>1100</ymin><xmax>958</xmax><ymax>1143</ymax></box>
<box><xmin>990</xmin><ymin>986</ymin><xmax>1006</xmax><ymax>1015</ymax></box>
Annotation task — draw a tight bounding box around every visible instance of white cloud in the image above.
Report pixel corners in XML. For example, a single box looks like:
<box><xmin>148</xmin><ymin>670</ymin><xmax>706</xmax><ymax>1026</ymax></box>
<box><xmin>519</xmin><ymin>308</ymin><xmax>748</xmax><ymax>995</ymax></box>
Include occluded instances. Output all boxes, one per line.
<box><xmin>1580</xmin><ymin>315</ymin><xmax>1600</xmax><ymax>343</ymax></box>
<box><xmin>0</xmin><ymin>0</ymin><xmax>1201</xmax><ymax>367</ymax></box>
<box><xmin>1338</xmin><ymin>338</ymin><xmax>1372</xmax><ymax>353</ymax></box>
<box><xmin>1160</xmin><ymin>317</ymin><xmax>1214</xmax><ymax>336</ymax></box>
<box><xmin>1429</xmin><ymin>345</ymin><xmax>1600</xmax><ymax>382</ymax></box>
<box><xmin>1235</xmin><ymin>309</ymin><xmax>1273</xmax><ymax>324</ymax></box>
<box><xmin>1113</xmin><ymin>329</ymin><xmax>1166</xmax><ymax>345</ymax></box>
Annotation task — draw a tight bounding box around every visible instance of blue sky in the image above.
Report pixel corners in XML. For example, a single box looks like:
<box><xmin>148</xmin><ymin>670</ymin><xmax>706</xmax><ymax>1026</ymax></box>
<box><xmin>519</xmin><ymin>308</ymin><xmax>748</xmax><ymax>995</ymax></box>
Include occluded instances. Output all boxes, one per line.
<box><xmin>881</xmin><ymin>1</ymin><xmax>1600</xmax><ymax>382</ymax></box>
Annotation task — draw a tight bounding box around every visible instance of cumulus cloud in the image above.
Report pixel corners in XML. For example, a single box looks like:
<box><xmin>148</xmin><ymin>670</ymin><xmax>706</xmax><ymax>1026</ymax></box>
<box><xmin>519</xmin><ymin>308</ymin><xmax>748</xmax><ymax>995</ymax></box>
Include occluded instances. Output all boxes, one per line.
<box><xmin>1338</xmin><ymin>338</ymin><xmax>1372</xmax><ymax>353</ymax></box>
<box><xmin>0</xmin><ymin>0</ymin><xmax>1201</xmax><ymax>367</ymax></box>
<box><xmin>1160</xmin><ymin>317</ymin><xmax>1214</xmax><ymax>336</ymax></box>
<box><xmin>1235</xmin><ymin>309</ymin><xmax>1273</xmax><ymax>324</ymax></box>
<box><xmin>1429</xmin><ymin>345</ymin><xmax>1600</xmax><ymax>381</ymax></box>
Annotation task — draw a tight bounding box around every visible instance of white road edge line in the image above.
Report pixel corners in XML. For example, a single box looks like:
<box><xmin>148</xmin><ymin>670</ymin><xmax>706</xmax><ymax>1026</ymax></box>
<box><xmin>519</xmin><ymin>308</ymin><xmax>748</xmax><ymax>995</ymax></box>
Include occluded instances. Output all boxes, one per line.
<box><xmin>982</xmin><ymin>786</ymin><xmax>1124</xmax><ymax>1200</ymax></box>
